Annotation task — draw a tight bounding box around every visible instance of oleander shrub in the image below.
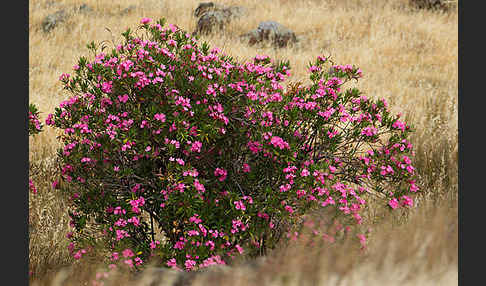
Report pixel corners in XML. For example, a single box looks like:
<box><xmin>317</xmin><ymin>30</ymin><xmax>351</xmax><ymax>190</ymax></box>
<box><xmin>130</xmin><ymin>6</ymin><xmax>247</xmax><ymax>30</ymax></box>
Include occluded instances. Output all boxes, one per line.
<box><xmin>46</xmin><ymin>17</ymin><xmax>419</xmax><ymax>271</ymax></box>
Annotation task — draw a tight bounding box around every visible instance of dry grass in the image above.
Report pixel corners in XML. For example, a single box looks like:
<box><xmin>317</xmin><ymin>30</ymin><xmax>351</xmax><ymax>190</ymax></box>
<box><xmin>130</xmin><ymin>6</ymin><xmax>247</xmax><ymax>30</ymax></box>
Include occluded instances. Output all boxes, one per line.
<box><xmin>29</xmin><ymin>0</ymin><xmax>458</xmax><ymax>285</ymax></box>
<box><xmin>31</xmin><ymin>195</ymin><xmax>458</xmax><ymax>286</ymax></box>
<box><xmin>29</xmin><ymin>156</ymin><xmax>72</xmax><ymax>279</ymax></box>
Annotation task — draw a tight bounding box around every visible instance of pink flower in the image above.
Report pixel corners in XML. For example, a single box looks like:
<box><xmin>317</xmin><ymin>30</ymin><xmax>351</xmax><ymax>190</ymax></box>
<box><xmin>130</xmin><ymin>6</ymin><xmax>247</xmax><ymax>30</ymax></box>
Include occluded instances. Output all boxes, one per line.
<box><xmin>353</xmin><ymin>213</ymin><xmax>363</xmax><ymax>224</ymax></box>
<box><xmin>113</xmin><ymin>206</ymin><xmax>126</xmax><ymax>215</ymax></box>
<box><xmin>118</xmin><ymin>94</ymin><xmax>129</xmax><ymax>103</ymax></box>
<box><xmin>285</xmin><ymin>205</ymin><xmax>294</xmax><ymax>214</ymax></box>
<box><xmin>81</xmin><ymin>157</ymin><xmax>92</xmax><ymax>163</ymax></box>
<box><xmin>124</xmin><ymin>259</ymin><xmax>133</xmax><ymax>267</ymax></box>
<box><xmin>134</xmin><ymin>257</ymin><xmax>143</xmax><ymax>266</ymax></box>
<box><xmin>392</xmin><ymin>120</ymin><xmax>406</xmax><ymax>131</ymax></box>
<box><xmin>235</xmin><ymin>244</ymin><xmax>244</xmax><ymax>254</ymax></box>
<box><xmin>243</xmin><ymin>195</ymin><xmax>253</xmax><ymax>204</ymax></box>
<box><xmin>214</xmin><ymin>168</ymin><xmax>227</xmax><ymax>181</ymax></box>
<box><xmin>296</xmin><ymin>189</ymin><xmax>306</xmax><ymax>198</ymax></box>
<box><xmin>406</xmin><ymin>165</ymin><xmax>415</xmax><ymax>174</ymax></box>
<box><xmin>189</xmin><ymin>215</ymin><xmax>202</xmax><ymax>224</ymax></box>
<box><xmin>59</xmin><ymin>73</ymin><xmax>70</xmax><ymax>81</ymax></box>
<box><xmin>111</xmin><ymin>252</ymin><xmax>119</xmax><ymax>261</ymax></box>
<box><xmin>242</xmin><ymin>163</ymin><xmax>251</xmax><ymax>173</ymax></box>
<box><xmin>234</xmin><ymin>200</ymin><xmax>246</xmax><ymax>211</ymax></box>
<box><xmin>388</xmin><ymin>198</ymin><xmax>399</xmax><ymax>209</ymax></box>
<box><xmin>140</xmin><ymin>17</ymin><xmax>152</xmax><ymax>24</ymax></box>
<box><xmin>327</xmin><ymin>128</ymin><xmax>339</xmax><ymax>138</ymax></box>
<box><xmin>191</xmin><ymin>141</ymin><xmax>202</xmax><ymax>152</ymax></box>
<box><xmin>183</xmin><ymin>169</ymin><xmax>199</xmax><ymax>177</ymax></box>
<box><xmin>400</xmin><ymin>195</ymin><xmax>414</xmax><ymax>207</ymax></box>
<box><xmin>194</xmin><ymin>179</ymin><xmax>205</xmax><ymax>193</ymax></box>
<box><xmin>150</xmin><ymin>240</ymin><xmax>160</xmax><ymax>249</ymax></box>
<box><xmin>402</xmin><ymin>155</ymin><xmax>412</xmax><ymax>165</ymax></box>
<box><xmin>168</xmin><ymin>23</ymin><xmax>178</xmax><ymax>32</ymax></box>
<box><xmin>309</xmin><ymin>65</ymin><xmax>321</xmax><ymax>73</ymax></box>
<box><xmin>128</xmin><ymin>216</ymin><xmax>140</xmax><ymax>226</ymax></box>
<box><xmin>174</xmin><ymin>241</ymin><xmax>185</xmax><ymax>250</ymax></box>
<box><xmin>248</xmin><ymin>141</ymin><xmax>262</xmax><ymax>154</ymax></box>
<box><xmin>73</xmin><ymin>251</ymin><xmax>82</xmax><ymax>260</ymax></box>
<box><xmin>380</xmin><ymin>165</ymin><xmax>394</xmax><ymax>176</ymax></box>
<box><xmin>114</xmin><ymin>218</ymin><xmax>127</xmax><ymax>227</ymax></box>
<box><xmin>73</xmin><ymin>249</ymin><xmax>86</xmax><ymax>260</ymax></box>
<box><xmin>154</xmin><ymin>113</ymin><xmax>166</xmax><ymax>122</ymax></box>
<box><xmin>29</xmin><ymin>180</ymin><xmax>37</xmax><ymax>194</ymax></box>
<box><xmin>255</xmin><ymin>54</ymin><xmax>269</xmax><ymax>61</ymax></box>
<box><xmin>185</xmin><ymin>259</ymin><xmax>196</xmax><ymax>271</ymax></box>
<box><xmin>357</xmin><ymin>234</ymin><xmax>367</xmax><ymax>249</ymax></box>
<box><xmin>198</xmin><ymin>224</ymin><xmax>207</xmax><ymax>237</ymax></box>
<box><xmin>115</xmin><ymin>229</ymin><xmax>130</xmax><ymax>240</ymax></box>
<box><xmin>329</xmin><ymin>165</ymin><xmax>337</xmax><ymax>173</ymax></box>
<box><xmin>67</xmin><ymin>242</ymin><xmax>74</xmax><ymax>253</ymax></box>
<box><xmin>361</xmin><ymin>126</ymin><xmax>378</xmax><ymax>137</ymax></box>
<box><xmin>101</xmin><ymin>81</ymin><xmax>113</xmax><ymax>93</ymax></box>
<box><xmin>318</xmin><ymin>107</ymin><xmax>335</xmax><ymax>120</ymax></box>
<box><xmin>409</xmin><ymin>180</ymin><xmax>419</xmax><ymax>192</ymax></box>
<box><xmin>122</xmin><ymin>248</ymin><xmax>134</xmax><ymax>258</ymax></box>
<box><xmin>314</xmin><ymin>55</ymin><xmax>327</xmax><ymax>63</ymax></box>
<box><xmin>279</xmin><ymin>184</ymin><xmax>291</xmax><ymax>192</ymax></box>
<box><xmin>187</xmin><ymin>230</ymin><xmax>200</xmax><ymax>236</ymax></box>
<box><xmin>270</xmin><ymin>136</ymin><xmax>290</xmax><ymax>150</ymax></box>
<box><xmin>167</xmin><ymin>258</ymin><xmax>178</xmax><ymax>268</ymax></box>
<box><xmin>300</xmin><ymin>168</ymin><xmax>310</xmax><ymax>177</ymax></box>
<box><xmin>45</xmin><ymin>113</ymin><xmax>55</xmax><ymax>125</ymax></box>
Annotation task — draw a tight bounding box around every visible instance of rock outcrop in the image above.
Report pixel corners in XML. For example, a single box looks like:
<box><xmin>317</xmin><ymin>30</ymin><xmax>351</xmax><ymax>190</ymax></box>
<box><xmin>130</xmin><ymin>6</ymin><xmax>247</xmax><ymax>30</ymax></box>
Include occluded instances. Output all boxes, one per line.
<box><xmin>41</xmin><ymin>9</ymin><xmax>67</xmax><ymax>33</ymax></box>
<box><xmin>193</xmin><ymin>2</ymin><xmax>247</xmax><ymax>35</ymax></box>
<box><xmin>241</xmin><ymin>21</ymin><xmax>298</xmax><ymax>48</ymax></box>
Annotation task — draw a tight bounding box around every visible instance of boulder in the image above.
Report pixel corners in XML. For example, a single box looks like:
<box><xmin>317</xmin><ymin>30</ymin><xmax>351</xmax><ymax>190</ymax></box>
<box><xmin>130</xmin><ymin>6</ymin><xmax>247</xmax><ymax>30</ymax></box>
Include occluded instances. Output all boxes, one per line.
<box><xmin>409</xmin><ymin>0</ymin><xmax>453</xmax><ymax>11</ymax></box>
<box><xmin>194</xmin><ymin>2</ymin><xmax>224</xmax><ymax>17</ymax></box>
<box><xmin>223</xmin><ymin>6</ymin><xmax>247</xmax><ymax>19</ymax></box>
<box><xmin>120</xmin><ymin>5</ymin><xmax>137</xmax><ymax>15</ymax></box>
<box><xmin>78</xmin><ymin>3</ymin><xmax>93</xmax><ymax>14</ymax></box>
<box><xmin>41</xmin><ymin>9</ymin><xmax>67</xmax><ymax>33</ymax></box>
<box><xmin>193</xmin><ymin>2</ymin><xmax>247</xmax><ymax>35</ymax></box>
<box><xmin>241</xmin><ymin>21</ymin><xmax>298</xmax><ymax>48</ymax></box>
<box><xmin>195</xmin><ymin>10</ymin><xmax>229</xmax><ymax>35</ymax></box>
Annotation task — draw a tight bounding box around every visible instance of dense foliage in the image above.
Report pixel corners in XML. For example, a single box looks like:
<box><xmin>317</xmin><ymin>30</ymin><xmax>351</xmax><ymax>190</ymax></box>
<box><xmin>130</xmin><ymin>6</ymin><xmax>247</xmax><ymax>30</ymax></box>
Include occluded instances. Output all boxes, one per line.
<box><xmin>46</xmin><ymin>18</ymin><xmax>418</xmax><ymax>271</ymax></box>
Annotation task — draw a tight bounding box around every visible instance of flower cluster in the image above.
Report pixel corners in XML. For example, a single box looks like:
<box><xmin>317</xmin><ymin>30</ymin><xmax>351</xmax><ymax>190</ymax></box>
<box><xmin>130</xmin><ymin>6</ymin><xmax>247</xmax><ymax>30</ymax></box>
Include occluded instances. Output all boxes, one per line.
<box><xmin>28</xmin><ymin>103</ymin><xmax>43</xmax><ymax>136</ymax></box>
<box><xmin>46</xmin><ymin>18</ymin><xmax>418</xmax><ymax>272</ymax></box>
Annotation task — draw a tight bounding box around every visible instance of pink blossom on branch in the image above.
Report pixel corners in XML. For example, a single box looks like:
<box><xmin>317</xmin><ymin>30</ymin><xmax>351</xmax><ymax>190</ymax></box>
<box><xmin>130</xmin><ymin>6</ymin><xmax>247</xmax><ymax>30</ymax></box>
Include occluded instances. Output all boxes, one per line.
<box><xmin>270</xmin><ymin>136</ymin><xmax>290</xmax><ymax>150</ymax></box>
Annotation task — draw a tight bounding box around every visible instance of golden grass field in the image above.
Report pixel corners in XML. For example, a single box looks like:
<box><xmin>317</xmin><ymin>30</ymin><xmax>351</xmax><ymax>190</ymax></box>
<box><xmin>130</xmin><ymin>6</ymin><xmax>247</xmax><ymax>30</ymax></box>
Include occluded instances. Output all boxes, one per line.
<box><xmin>29</xmin><ymin>0</ymin><xmax>458</xmax><ymax>285</ymax></box>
